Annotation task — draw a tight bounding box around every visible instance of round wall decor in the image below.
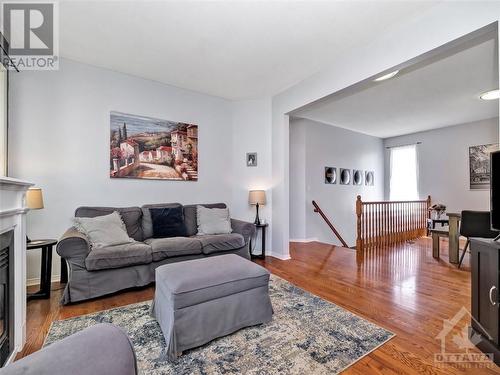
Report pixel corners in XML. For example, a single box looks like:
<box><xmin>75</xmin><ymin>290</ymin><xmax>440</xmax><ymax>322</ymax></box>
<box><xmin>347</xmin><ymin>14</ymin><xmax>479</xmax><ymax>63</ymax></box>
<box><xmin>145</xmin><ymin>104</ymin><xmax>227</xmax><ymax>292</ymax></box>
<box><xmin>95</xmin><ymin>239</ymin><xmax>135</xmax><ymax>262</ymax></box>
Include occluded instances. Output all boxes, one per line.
<box><xmin>325</xmin><ymin>167</ymin><xmax>337</xmax><ymax>184</ymax></box>
<box><xmin>340</xmin><ymin>169</ymin><xmax>351</xmax><ymax>185</ymax></box>
<box><xmin>353</xmin><ymin>170</ymin><xmax>363</xmax><ymax>185</ymax></box>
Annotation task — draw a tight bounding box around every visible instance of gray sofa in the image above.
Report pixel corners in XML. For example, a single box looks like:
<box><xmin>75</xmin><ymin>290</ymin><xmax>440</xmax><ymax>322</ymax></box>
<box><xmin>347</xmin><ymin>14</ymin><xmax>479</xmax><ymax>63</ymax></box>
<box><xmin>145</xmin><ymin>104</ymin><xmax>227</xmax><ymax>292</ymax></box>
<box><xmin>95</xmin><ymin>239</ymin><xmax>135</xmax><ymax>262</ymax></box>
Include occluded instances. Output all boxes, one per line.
<box><xmin>57</xmin><ymin>203</ymin><xmax>255</xmax><ymax>304</ymax></box>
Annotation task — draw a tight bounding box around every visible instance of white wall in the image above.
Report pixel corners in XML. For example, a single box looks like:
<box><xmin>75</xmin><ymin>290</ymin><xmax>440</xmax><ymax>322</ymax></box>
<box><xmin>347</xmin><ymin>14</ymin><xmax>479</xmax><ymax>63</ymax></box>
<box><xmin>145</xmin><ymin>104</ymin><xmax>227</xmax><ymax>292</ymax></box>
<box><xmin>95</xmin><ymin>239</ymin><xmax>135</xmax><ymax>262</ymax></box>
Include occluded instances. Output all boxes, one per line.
<box><xmin>289</xmin><ymin>120</ymin><xmax>306</xmax><ymax>240</ymax></box>
<box><xmin>290</xmin><ymin>118</ymin><xmax>384</xmax><ymax>246</ymax></box>
<box><xmin>271</xmin><ymin>3</ymin><xmax>500</xmax><ymax>259</ymax></box>
<box><xmin>231</xmin><ymin>99</ymin><xmax>273</xmax><ymax>254</ymax></box>
<box><xmin>384</xmin><ymin>117</ymin><xmax>499</xmax><ymax>212</ymax></box>
<box><xmin>9</xmin><ymin>58</ymin><xmax>235</xmax><ymax>281</ymax></box>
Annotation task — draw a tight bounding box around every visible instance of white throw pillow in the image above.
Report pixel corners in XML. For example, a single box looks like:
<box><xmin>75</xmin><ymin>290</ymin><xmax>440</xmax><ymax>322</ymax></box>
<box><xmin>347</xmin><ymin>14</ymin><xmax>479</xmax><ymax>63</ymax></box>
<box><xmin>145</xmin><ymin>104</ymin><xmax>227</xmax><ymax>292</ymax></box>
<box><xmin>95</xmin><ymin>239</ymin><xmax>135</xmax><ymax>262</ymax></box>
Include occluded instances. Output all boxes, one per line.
<box><xmin>196</xmin><ymin>206</ymin><xmax>232</xmax><ymax>235</ymax></box>
<box><xmin>73</xmin><ymin>211</ymin><xmax>134</xmax><ymax>249</ymax></box>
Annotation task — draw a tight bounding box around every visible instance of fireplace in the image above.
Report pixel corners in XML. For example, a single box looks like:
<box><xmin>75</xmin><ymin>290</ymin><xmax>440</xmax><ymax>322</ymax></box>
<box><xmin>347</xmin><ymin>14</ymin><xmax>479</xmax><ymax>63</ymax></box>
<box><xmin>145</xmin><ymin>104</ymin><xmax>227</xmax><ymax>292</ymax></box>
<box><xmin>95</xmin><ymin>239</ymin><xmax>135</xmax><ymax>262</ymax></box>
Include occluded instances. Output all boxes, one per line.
<box><xmin>0</xmin><ymin>177</ymin><xmax>32</xmax><ymax>363</ymax></box>
<box><xmin>0</xmin><ymin>230</ymin><xmax>13</xmax><ymax>366</ymax></box>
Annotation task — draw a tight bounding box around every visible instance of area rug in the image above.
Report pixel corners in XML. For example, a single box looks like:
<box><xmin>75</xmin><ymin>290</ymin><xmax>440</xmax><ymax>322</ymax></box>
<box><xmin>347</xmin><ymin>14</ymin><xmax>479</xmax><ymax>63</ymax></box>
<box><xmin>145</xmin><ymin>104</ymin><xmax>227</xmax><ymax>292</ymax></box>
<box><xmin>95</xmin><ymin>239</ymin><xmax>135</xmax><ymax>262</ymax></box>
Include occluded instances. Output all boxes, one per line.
<box><xmin>45</xmin><ymin>275</ymin><xmax>394</xmax><ymax>374</ymax></box>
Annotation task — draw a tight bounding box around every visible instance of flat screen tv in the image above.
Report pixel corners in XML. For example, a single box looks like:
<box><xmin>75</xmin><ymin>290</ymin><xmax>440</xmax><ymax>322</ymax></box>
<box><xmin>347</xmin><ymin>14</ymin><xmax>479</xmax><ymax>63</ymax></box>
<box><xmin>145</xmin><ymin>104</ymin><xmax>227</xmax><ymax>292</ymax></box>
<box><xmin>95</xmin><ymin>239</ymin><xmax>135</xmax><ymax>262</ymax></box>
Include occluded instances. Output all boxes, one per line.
<box><xmin>490</xmin><ymin>150</ymin><xmax>500</xmax><ymax>231</ymax></box>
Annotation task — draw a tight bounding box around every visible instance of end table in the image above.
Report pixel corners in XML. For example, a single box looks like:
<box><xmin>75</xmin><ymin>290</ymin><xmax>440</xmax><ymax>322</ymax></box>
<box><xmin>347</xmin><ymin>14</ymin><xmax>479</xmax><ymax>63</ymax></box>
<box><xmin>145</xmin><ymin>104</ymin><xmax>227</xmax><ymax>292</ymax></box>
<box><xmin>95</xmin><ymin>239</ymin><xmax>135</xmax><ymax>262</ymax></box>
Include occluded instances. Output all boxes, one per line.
<box><xmin>27</xmin><ymin>239</ymin><xmax>57</xmax><ymax>300</ymax></box>
<box><xmin>250</xmin><ymin>223</ymin><xmax>269</xmax><ymax>260</ymax></box>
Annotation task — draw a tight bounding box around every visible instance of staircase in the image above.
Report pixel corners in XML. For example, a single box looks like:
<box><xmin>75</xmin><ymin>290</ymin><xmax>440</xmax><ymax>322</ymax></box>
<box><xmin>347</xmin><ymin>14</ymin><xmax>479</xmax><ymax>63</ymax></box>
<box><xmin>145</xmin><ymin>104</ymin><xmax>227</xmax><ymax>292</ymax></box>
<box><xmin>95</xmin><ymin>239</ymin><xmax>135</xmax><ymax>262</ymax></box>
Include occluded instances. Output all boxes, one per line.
<box><xmin>312</xmin><ymin>200</ymin><xmax>349</xmax><ymax>248</ymax></box>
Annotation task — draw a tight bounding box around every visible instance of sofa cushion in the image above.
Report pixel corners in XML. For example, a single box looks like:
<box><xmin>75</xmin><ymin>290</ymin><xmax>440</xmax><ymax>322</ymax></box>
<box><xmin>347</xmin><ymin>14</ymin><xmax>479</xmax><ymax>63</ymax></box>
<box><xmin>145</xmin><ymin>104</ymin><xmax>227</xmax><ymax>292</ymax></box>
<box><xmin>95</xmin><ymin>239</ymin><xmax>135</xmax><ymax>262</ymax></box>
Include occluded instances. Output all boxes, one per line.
<box><xmin>144</xmin><ymin>237</ymin><xmax>202</xmax><ymax>261</ymax></box>
<box><xmin>197</xmin><ymin>233</ymin><xmax>245</xmax><ymax>254</ymax></box>
<box><xmin>183</xmin><ymin>203</ymin><xmax>226</xmax><ymax>236</ymax></box>
<box><xmin>85</xmin><ymin>242</ymin><xmax>152</xmax><ymax>271</ymax></box>
<box><xmin>75</xmin><ymin>206</ymin><xmax>143</xmax><ymax>242</ymax></box>
<box><xmin>141</xmin><ymin>203</ymin><xmax>182</xmax><ymax>239</ymax></box>
<box><xmin>155</xmin><ymin>254</ymin><xmax>270</xmax><ymax>309</ymax></box>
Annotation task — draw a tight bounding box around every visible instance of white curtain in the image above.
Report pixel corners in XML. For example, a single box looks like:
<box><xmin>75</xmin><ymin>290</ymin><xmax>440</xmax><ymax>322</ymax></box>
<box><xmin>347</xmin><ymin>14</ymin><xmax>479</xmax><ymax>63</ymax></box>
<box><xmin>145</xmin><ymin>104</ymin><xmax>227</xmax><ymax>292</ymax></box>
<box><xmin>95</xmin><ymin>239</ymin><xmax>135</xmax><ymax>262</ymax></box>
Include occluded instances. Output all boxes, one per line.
<box><xmin>389</xmin><ymin>144</ymin><xmax>419</xmax><ymax>201</ymax></box>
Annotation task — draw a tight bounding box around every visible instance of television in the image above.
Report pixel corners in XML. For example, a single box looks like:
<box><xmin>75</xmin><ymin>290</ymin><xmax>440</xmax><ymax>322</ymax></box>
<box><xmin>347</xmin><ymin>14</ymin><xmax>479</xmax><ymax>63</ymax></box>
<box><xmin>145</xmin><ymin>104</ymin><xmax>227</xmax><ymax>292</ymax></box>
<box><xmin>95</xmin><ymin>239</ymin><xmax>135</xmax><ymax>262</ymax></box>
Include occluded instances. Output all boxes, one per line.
<box><xmin>490</xmin><ymin>150</ymin><xmax>500</xmax><ymax>232</ymax></box>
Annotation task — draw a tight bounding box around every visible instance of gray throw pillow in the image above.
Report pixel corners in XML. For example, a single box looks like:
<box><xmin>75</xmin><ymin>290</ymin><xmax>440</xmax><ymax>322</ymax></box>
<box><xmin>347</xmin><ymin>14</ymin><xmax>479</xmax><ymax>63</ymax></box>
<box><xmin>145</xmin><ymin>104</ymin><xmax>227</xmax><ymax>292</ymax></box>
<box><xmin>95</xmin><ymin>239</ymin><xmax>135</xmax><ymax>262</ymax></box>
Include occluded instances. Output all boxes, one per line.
<box><xmin>73</xmin><ymin>211</ymin><xmax>134</xmax><ymax>249</ymax></box>
<box><xmin>196</xmin><ymin>205</ymin><xmax>232</xmax><ymax>235</ymax></box>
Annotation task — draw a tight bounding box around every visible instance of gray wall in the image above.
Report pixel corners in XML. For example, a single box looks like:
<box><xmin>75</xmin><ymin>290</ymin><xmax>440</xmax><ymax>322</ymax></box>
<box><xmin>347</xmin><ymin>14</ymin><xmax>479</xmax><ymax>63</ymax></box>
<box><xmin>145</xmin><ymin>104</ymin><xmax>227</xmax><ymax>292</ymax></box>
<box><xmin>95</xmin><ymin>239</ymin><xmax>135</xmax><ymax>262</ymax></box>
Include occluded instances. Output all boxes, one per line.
<box><xmin>383</xmin><ymin>117</ymin><xmax>499</xmax><ymax>212</ymax></box>
<box><xmin>289</xmin><ymin>118</ymin><xmax>384</xmax><ymax>246</ymax></box>
<box><xmin>9</xmin><ymin>58</ymin><xmax>235</xmax><ymax>281</ymax></box>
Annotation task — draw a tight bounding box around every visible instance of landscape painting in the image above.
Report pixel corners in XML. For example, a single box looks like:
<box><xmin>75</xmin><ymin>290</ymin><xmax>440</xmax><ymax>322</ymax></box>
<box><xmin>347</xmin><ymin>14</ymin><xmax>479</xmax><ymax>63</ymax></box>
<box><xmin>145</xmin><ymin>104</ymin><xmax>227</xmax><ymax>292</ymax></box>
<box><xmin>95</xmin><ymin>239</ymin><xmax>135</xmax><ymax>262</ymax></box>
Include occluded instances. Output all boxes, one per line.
<box><xmin>469</xmin><ymin>143</ymin><xmax>498</xmax><ymax>190</ymax></box>
<box><xmin>110</xmin><ymin>111</ymin><xmax>198</xmax><ymax>181</ymax></box>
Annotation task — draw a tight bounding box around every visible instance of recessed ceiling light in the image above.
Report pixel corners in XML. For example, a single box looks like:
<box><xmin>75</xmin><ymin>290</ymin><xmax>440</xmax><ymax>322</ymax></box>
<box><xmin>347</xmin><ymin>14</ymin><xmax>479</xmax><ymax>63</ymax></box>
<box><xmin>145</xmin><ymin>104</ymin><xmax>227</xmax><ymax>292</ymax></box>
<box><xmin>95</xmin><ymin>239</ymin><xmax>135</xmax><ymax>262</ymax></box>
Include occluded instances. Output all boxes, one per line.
<box><xmin>480</xmin><ymin>89</ymin><xmax>500</xmax><ymax>100</ymax></box>
<box><xmin>373</xmin><ymin>70</ymin><xmax>399</xmax><ymax>82</ymax></box>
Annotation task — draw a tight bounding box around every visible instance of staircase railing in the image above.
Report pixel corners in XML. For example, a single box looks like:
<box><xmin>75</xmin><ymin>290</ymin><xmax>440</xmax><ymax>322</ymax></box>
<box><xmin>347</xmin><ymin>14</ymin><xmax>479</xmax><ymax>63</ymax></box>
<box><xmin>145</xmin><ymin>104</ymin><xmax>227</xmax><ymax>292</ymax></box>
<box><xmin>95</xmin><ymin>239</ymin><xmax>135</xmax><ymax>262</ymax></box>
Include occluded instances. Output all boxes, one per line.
<box><xmin>312</xmin><ymin>200</ymin><xmax>349</xmax><ymax>247</ymax></box>
<box><xmin>356</xmin><ymin>195</ymin><xmax>431</xmax><ymax>252</ymax></box>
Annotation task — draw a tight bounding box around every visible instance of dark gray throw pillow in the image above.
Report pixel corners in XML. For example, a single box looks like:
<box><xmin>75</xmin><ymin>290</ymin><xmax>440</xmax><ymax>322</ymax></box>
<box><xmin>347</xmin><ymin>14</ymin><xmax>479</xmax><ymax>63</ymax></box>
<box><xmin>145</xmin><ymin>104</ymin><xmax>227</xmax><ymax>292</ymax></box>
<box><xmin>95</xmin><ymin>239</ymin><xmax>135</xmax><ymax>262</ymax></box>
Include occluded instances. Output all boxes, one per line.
<box><xmin>150</xmin><ymin>207</ymin><xmax>187</xmax><ymax>238</ymax></box>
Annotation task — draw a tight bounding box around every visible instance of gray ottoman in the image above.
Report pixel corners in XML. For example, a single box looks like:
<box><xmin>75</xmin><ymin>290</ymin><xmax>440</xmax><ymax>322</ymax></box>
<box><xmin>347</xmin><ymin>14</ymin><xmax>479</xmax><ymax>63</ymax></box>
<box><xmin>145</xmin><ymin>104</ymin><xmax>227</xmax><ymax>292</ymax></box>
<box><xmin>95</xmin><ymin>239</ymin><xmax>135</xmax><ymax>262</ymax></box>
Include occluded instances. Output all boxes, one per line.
<box><xmin>152</xmin><ymin>254</ymin><xmax>273</xmax><ymax>360</ymax></box>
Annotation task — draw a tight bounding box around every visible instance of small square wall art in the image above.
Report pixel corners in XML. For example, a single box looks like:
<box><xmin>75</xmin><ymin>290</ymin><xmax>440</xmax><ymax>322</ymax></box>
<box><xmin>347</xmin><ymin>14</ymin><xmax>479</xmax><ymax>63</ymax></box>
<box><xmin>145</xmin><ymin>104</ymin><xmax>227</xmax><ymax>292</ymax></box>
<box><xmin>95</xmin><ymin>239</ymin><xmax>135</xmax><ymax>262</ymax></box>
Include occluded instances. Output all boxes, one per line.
<box><xmin>365</xmin><ymin>171</ymin><xmax>374</xmax><ymax>186</ymax></box>
<box><xmin>325</xmin><ymin>167</ymin><xmax>337</xmax><ymax>184</ymax></box>
<box><xmin>340</xmin><ymin>169</ymin><xmax>351</xmax><ymax>185</ymax></box>
<box><xmin>247</xmin><ymin>152</ymin><xmax>257</xmax><ymax>167</ymax></box>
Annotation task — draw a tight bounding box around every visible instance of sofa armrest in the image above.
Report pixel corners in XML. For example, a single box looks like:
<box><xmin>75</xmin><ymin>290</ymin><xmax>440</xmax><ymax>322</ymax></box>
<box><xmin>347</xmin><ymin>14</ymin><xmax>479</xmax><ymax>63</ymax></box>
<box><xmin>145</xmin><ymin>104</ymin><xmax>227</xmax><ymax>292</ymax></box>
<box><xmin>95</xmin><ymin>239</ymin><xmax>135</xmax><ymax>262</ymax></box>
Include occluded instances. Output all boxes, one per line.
<box><xmin>1</xmin><ymin>323</ymin><xmax>137</xmax><ymax>375</ymax></box>
<box><xmin>56</xmin><ymin>227</ymin><xmax>91</xmax><ymax>265</ymax></box>
<box><xmin>231</xmin><ymin>219</ymin><xmax>256</xmax><ymax>244</ymax></box>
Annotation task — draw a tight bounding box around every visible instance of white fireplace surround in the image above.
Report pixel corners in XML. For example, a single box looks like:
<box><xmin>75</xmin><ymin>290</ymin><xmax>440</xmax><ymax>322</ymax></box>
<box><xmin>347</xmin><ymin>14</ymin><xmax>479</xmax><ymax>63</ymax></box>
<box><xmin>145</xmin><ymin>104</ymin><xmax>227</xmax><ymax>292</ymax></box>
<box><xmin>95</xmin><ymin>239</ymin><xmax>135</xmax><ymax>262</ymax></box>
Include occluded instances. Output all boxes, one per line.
<box><xmin>0</xmin><ymin>177</ymin><xmax>32</xmax><ymax>364</ymax></box>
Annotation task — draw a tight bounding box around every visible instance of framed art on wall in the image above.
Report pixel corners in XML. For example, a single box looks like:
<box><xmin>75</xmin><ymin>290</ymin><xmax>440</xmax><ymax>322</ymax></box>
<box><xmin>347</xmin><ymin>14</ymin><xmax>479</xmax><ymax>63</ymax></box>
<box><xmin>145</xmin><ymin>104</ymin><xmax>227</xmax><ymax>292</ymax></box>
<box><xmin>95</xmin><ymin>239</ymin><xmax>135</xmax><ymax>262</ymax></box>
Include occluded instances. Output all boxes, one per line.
<box><xmin>469</xmin><ymin>143</ymin><xmax>499</xmax><ymax>190</ymax></box>
<box><xmin>365</xmin><ymin>171</ymin><xmax>374</xmax><ymax>186</ymax></box>
<box><xmin>109</xmin><ymin>111</ymin><xmax>198</xmax><ymax>181</ymax></box>
<box><xmin>325</xmin><ymin>167</ymin><xmax>337</xmax><ymax>184</ymax></box>
<box><xmin>353</xmin><ymin>170</ymin><xmax>363</xmax><ymax>185</ymax></box>
<box><xmin>247</xmin><ymin>152</ymin><xmax>257</xmax><ymax>167</ymax></box>
<box><xmin>340</xmin><ymin>169</ymin><xmax>351</xmax><ymax>185</ymax></box>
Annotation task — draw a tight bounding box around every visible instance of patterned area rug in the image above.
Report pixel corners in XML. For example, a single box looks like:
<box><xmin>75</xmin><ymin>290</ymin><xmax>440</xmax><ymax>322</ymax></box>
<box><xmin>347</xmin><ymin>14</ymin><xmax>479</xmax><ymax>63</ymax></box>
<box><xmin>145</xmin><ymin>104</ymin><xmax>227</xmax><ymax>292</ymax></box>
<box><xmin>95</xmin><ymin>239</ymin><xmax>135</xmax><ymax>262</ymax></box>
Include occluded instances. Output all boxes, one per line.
<box><xmin>45</xmin><ymin>275</ymin><xmax>394</xmax><ymax>374</ymax></box>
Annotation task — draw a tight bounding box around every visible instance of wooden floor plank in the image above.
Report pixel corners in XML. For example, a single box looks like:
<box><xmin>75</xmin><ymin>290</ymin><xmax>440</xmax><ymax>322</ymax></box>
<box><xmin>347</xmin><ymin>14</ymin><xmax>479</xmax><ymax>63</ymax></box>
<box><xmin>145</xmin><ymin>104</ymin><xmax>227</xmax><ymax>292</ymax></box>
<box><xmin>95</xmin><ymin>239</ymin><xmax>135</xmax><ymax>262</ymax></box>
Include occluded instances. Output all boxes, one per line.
<box><xmin>17</xmin><ymin>237</ymin><xmax>500</xmax><ymax>374</ymax></box>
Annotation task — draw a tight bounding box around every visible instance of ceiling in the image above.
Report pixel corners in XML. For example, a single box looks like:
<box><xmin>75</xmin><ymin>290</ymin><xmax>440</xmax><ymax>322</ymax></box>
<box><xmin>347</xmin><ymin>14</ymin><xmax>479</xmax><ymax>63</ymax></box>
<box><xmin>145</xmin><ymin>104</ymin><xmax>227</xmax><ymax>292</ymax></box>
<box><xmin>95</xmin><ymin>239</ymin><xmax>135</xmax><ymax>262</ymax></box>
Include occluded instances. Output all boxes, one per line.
<box><xmin>292</xmin><ymin>37</ymin><xmax>499</xmax><ymax>138</ymax></box>
<box><xmin>58</xmin><ymin>1</ymin><xmax>438</xmax><ymax>100</ymax></box>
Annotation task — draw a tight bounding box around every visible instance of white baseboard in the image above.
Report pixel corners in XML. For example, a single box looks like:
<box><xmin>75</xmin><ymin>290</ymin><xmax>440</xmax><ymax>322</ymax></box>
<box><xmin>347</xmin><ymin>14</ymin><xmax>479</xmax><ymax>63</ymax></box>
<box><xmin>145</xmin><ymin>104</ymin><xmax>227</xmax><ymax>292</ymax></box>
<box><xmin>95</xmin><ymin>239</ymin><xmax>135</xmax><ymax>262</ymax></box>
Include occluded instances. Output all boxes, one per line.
<box><xmin>27</xmin><ymin>274</ymin><xmax>61</xmax><ymax>287</ymax></box>
<box><xmin>289</xmin><ymin>238</ymin><xmax>318</xmax><ymax>243</ymax></box>
<box><xmin>267</xmin><ymin>252</ymin><xmax>291</xmax><ymax>260</ymax></box>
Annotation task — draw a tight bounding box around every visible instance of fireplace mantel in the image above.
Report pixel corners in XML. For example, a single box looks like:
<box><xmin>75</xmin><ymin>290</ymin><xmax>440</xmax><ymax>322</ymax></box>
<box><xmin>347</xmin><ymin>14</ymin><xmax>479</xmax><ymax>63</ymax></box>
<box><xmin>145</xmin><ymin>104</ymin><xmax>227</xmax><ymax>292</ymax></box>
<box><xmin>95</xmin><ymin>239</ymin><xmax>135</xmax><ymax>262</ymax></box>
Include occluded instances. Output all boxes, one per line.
<box><xmin>0</xmin><ymin>176</ymin><xmax>33</xmax><ymax>365</ymax></box>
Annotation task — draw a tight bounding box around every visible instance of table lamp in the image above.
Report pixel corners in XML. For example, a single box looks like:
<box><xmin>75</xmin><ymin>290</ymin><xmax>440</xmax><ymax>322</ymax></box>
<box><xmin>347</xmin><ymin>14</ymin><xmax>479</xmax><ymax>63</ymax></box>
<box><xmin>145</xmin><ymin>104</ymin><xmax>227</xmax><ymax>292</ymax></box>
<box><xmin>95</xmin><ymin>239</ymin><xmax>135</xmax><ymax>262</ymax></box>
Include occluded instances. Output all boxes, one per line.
<box><xmin>249</xmin><ymin>190</ymin><xmax>266</xmax><ymax>225</ymax></box>
<box><xmin>26</xmin><ymin>187</ymin><xmax>44</xmax><ymax>243</ymax></box>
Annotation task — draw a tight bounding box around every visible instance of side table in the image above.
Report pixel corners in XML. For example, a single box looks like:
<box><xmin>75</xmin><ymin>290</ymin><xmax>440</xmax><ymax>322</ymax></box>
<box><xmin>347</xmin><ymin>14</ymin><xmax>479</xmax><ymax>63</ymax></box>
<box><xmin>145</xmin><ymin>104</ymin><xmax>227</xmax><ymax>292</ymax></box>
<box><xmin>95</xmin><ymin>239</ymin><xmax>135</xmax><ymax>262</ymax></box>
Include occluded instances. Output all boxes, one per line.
<box><xmin>27</xmin><ymin>239</ymin><xmax>57</xmax><ymax>300</ymax></box>
<box><xmin>250</xmin><ymin>223</ymin><xmax>268</xmax><ymax>260</ymax></box>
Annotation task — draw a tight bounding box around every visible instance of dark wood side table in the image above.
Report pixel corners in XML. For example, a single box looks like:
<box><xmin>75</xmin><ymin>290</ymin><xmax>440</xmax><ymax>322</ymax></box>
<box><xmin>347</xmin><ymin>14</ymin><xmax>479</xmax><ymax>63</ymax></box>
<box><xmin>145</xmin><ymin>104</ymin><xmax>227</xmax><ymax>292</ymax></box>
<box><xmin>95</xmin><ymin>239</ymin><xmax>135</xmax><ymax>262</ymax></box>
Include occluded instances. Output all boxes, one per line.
<box><xmin>250</xmin><ymin>223</ymin><xmax>268</xmax><ymax>260</ymax></box>
<box><xmin>27</xmin><ymin>239</ymin><xmax>57</xmax><ymax>300</ymax></box>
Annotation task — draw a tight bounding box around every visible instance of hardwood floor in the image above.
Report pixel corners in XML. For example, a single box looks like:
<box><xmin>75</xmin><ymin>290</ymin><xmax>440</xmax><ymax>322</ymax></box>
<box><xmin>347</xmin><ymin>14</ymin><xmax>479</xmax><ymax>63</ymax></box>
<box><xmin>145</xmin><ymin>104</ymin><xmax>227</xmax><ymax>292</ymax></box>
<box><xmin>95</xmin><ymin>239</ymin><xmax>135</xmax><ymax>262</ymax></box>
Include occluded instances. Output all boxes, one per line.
<box><xmin>19</xmin><ymin>237</ymin><xmax>500</xmax><ymax>374</ymax></box>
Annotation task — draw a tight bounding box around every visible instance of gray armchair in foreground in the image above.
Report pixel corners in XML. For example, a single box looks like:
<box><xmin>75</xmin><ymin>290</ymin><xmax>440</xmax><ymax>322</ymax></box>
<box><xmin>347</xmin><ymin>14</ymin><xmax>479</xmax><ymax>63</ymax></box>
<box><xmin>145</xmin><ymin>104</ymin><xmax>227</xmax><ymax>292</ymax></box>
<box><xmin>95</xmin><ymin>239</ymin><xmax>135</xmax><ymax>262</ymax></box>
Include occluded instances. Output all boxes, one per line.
<box><xmin>0</xmin><ymin>324</ymin><xmax>137</xmax><ymax>375</ymax></box>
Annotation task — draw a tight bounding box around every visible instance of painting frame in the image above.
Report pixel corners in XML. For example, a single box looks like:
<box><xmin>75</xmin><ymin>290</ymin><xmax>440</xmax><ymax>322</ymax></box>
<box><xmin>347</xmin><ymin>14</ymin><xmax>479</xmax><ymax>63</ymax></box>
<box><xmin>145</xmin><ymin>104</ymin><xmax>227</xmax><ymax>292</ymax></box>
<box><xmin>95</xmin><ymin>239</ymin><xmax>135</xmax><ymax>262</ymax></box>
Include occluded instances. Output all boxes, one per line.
<box><xmin>365</xmin><ymin>171</ymin><xmax>374</xmax><ymax>186</ymax></box>
<box><xmin>340</xmin><ymin>168</ymin><xmax>351</xmax><ymax>185</ymax></box>
<box><xmin>246</xmin><ymin>152</ymin><xmax>257</xmax><ymax>167</ymax></box>
<box><xmin>325</xmin><ymin>167</ymin><xmax>337</xmax><ymax>184</ymax></box>
<box><xmin>109</xmin><ymin>111</ymin><xmax>198</xmax><ymax>181</ymax></box>
<box><xmin>469</xmin><ymin>143</ymin><xmax>499</xmax><ymax>190</ymax></box>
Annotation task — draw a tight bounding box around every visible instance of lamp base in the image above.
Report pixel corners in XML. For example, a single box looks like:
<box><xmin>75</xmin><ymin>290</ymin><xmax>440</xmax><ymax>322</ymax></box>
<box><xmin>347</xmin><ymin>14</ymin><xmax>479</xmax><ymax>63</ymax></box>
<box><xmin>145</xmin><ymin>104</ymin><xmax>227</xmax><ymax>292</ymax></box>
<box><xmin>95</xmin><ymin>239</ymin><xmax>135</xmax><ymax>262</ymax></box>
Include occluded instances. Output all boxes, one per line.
<box><xmin>254</xmin><ymin>203</ymin><xmax>261</xmax><ymax>226</ymax></box>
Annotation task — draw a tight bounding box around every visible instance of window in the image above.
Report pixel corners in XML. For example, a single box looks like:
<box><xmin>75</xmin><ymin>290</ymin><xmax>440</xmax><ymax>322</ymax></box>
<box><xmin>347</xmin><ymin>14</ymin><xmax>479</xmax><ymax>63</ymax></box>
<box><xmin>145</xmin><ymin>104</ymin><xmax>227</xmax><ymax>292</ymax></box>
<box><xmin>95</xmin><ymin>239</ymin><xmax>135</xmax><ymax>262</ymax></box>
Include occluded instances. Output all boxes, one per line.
<box><xmin>389</xmin><ymin>144</ymin><xmax>419</xmax><ymax>201</ymax></box>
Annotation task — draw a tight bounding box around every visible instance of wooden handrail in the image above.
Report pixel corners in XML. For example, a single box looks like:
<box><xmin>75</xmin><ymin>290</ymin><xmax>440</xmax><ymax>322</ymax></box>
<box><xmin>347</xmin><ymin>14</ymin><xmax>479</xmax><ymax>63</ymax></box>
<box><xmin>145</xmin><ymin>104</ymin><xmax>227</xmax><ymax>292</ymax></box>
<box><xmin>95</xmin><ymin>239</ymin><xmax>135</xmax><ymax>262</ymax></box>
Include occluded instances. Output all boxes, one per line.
<box><xmin>356</xmin><ymin>195</ymin><xmax>431</xmax><ymax>253</ymax></box>
<box><xmin>312</xmin><ymin>200</ymin><xmax>349</xmax><ymax>248</ymax></box>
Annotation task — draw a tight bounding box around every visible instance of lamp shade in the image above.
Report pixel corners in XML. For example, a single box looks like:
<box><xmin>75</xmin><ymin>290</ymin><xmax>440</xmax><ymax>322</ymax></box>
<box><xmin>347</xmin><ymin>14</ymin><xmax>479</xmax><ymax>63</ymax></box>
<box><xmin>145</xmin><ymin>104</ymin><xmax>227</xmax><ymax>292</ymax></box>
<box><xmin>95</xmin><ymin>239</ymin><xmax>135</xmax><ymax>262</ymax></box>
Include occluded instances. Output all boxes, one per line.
<box><xmin>249</xmin><ymin>190</ymin><xmax>266</xmax><ymax>205</ymax></box>
<box><xmin>26</xmin><ymin>188</ymin><xmax>44</xmax><ymax>210</ymax></box>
